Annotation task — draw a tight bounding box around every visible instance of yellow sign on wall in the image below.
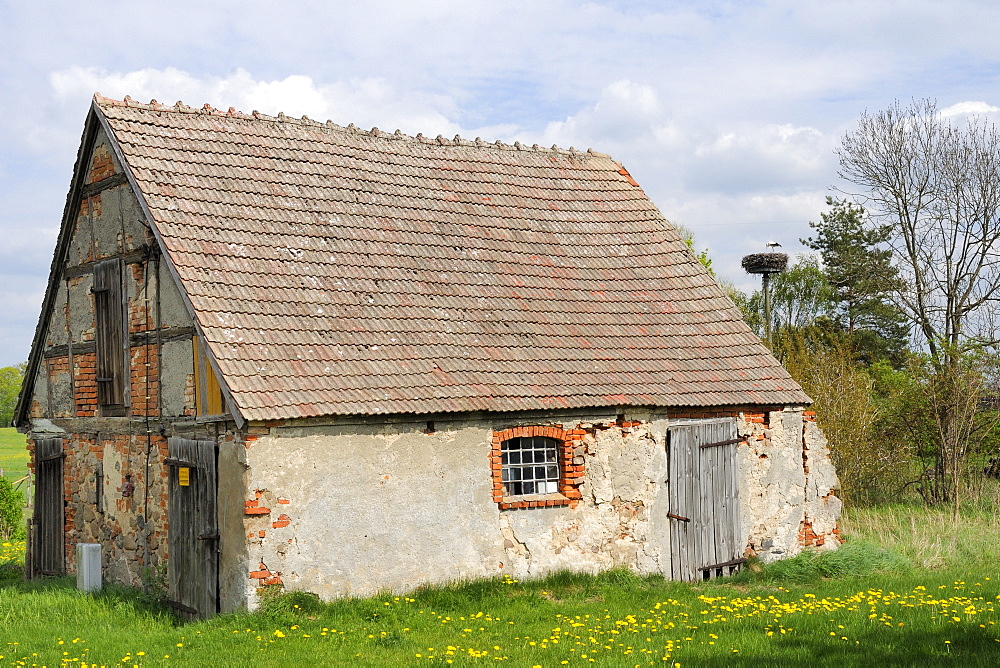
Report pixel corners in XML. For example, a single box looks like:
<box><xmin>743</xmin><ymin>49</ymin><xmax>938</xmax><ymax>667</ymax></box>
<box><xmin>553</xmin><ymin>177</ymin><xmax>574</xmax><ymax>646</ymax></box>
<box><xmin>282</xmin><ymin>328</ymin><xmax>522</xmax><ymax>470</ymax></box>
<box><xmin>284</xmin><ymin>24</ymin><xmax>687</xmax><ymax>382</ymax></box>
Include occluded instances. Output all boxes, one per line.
<box><xmin>178</xmin><ymin>467</ymin><xmax>190</xmax><ymax>487</ymax></box>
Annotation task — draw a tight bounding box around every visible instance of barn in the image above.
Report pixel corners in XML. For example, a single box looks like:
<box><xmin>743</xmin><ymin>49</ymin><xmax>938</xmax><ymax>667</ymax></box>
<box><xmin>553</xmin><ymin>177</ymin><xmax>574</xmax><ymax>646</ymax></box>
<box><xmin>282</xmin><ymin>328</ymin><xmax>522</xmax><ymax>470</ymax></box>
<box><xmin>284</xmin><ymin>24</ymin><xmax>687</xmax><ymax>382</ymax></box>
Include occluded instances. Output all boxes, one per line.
<box><xmin>15</xmin><ymin>94</ymin><xmax>840</xmax><ymax>618</ymax></box>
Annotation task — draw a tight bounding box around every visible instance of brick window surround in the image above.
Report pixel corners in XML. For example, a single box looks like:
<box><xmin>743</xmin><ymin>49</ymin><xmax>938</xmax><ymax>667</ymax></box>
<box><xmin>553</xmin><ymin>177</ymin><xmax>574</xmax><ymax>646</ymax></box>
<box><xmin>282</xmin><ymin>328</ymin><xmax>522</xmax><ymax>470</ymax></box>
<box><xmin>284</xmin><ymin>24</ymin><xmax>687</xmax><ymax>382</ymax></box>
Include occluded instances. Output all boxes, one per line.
<box><xmin>490</xmin><ymin>425</ymin><xmax>584</xmax><ymax>510</ymax></box>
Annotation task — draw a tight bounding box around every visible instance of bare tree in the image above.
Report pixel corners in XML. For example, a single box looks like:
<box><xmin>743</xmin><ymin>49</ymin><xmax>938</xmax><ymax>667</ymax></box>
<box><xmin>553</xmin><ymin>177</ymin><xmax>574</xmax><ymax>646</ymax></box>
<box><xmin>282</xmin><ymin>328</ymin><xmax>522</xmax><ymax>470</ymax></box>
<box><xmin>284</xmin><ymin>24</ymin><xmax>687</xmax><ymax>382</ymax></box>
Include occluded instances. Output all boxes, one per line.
<box><xmin>838</xmin><ymin>99</ymin><xmax>1000</xmax><ymax>509</ymax></box>
<box><xmin>838</xmin><ymin>99</ymin><xmax>1000</xmax><ymax>355</ymax></box>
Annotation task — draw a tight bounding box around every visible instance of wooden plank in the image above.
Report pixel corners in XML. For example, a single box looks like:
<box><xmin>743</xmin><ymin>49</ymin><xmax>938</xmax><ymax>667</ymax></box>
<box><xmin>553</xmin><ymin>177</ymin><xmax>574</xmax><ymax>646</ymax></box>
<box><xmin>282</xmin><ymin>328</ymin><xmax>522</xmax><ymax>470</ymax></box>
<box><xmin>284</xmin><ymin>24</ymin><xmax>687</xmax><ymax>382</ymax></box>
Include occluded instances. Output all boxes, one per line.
<box><xmin>680</xmin><ymin>425</ymin><xmax>694</xmax><ymax>581</ymax></box>
<box><xmin>666</xmin><ymin>428</ymin><xmax>677</xmax><ymax>580</ymax></box>
<box><xmin>63</xmin><ymin>246</ymin><xmax>148</xmax><ymax>279</ymax></box>
<box><xmin>81</xmin><ymin>172</ymin><xmax>128</xmax><ymax>198</ymax></box>
<box><xmin>687</xmin><ymin>425</ymin><xmax>700</xmax><ymax>581</ymax></box>
<box><xmin>696</xmin><ymin>425</ymin><xmax>709</xmax><ymax>580</ymax></box>
<box><xmin>714</xmin><ymin>422</ymin><xmax>729</xmax><ymax>572</ymax></box>
<box><xmin>197</xmin><ymin>439</ymin><xmax>219</xmax><ymax>617</ymax></box>
<box><xmin>703</xmin><ymin>435</ymin><xmax>718</xmax><ymax>578</ymax></box>
<box><xmin>206</xmin><ymin>361</ymin><xmax>223</xmax><ymax>415</ymax></box>
<box><xmin>717</xmin><ymin>441</ymin><xmax>730</xmax><ymax>568</ymax></box>
<box><xmin>193</xmin><ymin>338</ymin><xmax>207</xmax><ymax>416</ymax></box>
<box><xmin>699</xmin><ymin>557</ymin><xmax>746</xmax><ymax>571</ymax></box>
<box><xmin>728</xmin><ymin>425</ymin><xmax>742</xmax><ymax>570</ymax></box>
<box><xmin>667</xmin><ymin>426</ymin><xmax>684</xmax><ymax>580</ymax></box>
<box><xmin>679</xmin><ymin>427</ymin><xmax>691</xmax><ymax>581</ymax></box>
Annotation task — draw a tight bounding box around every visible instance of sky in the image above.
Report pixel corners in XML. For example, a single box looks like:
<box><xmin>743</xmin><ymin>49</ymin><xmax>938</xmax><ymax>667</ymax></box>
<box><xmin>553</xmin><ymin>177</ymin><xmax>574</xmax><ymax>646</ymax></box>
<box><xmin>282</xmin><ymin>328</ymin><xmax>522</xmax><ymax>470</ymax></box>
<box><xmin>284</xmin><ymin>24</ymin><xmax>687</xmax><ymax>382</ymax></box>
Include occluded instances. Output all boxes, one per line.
<box><xmin>1</xmin><ymin>0</ymin><xmax>999</xmax><ymax>367</ymax></box>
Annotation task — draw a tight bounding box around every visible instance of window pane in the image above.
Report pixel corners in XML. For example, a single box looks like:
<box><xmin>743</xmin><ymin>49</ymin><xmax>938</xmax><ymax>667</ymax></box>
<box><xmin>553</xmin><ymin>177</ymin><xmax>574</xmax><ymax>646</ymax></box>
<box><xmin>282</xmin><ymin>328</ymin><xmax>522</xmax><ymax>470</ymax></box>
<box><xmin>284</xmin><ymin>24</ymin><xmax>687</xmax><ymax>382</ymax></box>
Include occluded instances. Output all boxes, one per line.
<box><xmin>500</xmin><ymin>435</ymin><xmax>562</xmax><ymax>498</ymax></box>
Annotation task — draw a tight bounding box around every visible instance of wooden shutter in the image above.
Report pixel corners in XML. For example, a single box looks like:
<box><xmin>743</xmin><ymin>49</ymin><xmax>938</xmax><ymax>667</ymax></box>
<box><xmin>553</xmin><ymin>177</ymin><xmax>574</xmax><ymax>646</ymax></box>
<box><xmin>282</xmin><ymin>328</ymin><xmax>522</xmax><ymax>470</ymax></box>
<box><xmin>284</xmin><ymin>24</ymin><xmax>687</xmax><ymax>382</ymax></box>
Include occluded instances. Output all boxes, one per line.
<box><xmin>33</xmin><ymin>438</ymin><xmax>65</xmax><ymax>576</ymax></box>
<box><xmin>94</xmin><ymin>258</ymin><xmax>126</xmax><ymax>415</ymax></box>
<box><xmin>193</xmin><ymin>337</ymin><xmax>224</xmax><ymax>416</ymax></box>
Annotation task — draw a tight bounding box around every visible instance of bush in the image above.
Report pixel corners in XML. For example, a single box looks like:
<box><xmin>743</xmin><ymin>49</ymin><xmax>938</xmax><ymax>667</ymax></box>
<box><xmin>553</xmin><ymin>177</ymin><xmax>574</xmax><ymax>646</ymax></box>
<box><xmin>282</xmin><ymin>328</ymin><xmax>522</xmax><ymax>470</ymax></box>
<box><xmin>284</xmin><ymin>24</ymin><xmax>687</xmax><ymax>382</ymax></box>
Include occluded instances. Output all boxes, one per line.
<box><xmin>780</xmin><ymin>333</ymin><xmax>917</xmax><ymax>504</ymax></box>
<box><xmin>0</xmin><ymin>477</ymin><xmax>25</xmax><ymax>541</ymax></box>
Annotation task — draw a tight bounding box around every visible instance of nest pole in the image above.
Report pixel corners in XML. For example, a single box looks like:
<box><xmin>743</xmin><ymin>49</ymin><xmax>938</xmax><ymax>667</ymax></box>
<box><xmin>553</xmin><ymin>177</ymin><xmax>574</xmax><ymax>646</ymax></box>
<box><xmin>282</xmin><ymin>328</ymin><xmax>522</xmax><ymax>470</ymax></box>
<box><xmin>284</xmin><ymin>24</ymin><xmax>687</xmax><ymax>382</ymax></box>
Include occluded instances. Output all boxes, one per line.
<box><xmin>762</xmin><ymin>272</ymin><xmax>772</xmax><ymax>343</ymax></box>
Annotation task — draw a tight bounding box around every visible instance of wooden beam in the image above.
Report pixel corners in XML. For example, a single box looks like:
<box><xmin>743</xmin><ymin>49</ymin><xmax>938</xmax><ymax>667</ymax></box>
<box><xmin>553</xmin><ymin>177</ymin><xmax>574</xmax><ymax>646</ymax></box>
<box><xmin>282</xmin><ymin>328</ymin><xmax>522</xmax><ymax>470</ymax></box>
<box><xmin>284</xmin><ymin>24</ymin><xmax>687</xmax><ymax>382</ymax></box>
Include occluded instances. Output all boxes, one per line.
<box><xmin>80</xmin><ymin>172</ymin><xmax>128</xmax><ymax>198</ymax></box>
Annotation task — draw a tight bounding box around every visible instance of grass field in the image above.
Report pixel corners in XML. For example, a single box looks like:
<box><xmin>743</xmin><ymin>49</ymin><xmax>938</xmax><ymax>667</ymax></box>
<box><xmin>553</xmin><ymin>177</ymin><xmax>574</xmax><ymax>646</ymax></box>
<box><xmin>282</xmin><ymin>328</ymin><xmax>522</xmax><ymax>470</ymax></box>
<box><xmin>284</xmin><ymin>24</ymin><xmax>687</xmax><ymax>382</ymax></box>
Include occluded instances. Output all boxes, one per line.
<box><xmin>0</xmin><ymin>498</ymin><xmax>998</xmax><ymax>666</ymax></box>
<box><xmin>0</xmin><ymin>427</ymin><xmax>28</xmax><ymax>483</ymax></box>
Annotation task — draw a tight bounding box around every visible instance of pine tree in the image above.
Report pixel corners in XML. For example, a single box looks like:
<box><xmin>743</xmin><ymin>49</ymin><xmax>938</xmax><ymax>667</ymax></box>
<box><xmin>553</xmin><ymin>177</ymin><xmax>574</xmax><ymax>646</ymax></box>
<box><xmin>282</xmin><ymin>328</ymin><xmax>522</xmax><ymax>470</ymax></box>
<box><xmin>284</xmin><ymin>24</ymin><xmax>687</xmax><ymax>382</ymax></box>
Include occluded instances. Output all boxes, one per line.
<box><xmin>802</xmin><ymin>197</ymin><xmax>909</xmax><ymax>365</ymax></box>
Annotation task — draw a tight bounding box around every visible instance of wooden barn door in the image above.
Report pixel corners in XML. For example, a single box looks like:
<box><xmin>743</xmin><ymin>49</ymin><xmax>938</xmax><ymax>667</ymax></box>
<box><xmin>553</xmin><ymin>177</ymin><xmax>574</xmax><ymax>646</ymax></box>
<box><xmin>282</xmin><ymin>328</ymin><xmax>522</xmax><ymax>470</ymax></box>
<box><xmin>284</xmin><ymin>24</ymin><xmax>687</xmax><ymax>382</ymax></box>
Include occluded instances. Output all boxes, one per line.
<box><xmin>32</xmin><ymin>438</ymin><xmax>65</xmax><ymax>576</ymax></box>
<box><xmin>166</xmin><ymin>437</ymin><xmax>219</xmax><ymax>619</ymax></box>
<box><xmin>666</xmin><ymin>419</ymin><xmax>743</xmax><ymax>581</ymax></box>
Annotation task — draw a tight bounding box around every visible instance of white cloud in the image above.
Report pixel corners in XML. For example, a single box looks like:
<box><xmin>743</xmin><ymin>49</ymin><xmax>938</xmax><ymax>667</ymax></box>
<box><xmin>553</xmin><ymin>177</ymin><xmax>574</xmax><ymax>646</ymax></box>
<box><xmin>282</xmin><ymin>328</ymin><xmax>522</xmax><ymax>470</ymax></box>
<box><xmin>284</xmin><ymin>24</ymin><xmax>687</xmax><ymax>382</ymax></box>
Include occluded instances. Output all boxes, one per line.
<box><xmin>940</xmin><ymin>100</ymin><xmax>1000</xmax><ymax>118</ymax></box>
<box><xmin>541</xmin><ymin>80</ymin><xmax>678</xmax><ymax>151</ymax></box>
<box><xmin>49</xmin><ymin>67</ymin><xmax>466</xmax><ymax>137</ymax></box>
<box><xmin>687</xmin><ymin>122</ymin><xmax>834</xmax><ymax>194</ymax></box>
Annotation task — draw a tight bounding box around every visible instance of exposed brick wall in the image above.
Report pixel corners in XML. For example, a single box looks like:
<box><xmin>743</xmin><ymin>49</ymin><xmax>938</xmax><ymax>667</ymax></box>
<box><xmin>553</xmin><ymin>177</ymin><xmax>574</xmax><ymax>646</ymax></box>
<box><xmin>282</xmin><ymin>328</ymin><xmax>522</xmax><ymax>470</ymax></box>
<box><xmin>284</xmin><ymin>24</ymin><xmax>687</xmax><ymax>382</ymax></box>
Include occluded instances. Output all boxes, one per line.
<box><xmin>129</xmin><ymin>343</ymin><xmax>159</xmax><ymax>418</ymax></box>
<box><xmin>23</xmin><ymin>137</ymin><xmax>201</xmax><ymax>587</ymax></box>
<box><xmin>87</xmin><ymin>145</ymin><xmax>116</xmax><ymax>184</ymax></box>
<box><xmin>74</xmin><ymin>353</ymin><xmax>98</xmax><ymax>417</ymax></box>
<box><xmin>244</xmin><ymin>484</ymin><xmax>288</xmax><ymax>588</ymax></box>
<box><xmin>78</xmin><ymin>192</ymin><xmax>103</xmax><ymax>218</ymax></box>
<box><xmin>799</xmin><ymin>515</ymin><xmax>841</xmax><ymax>548</ymax></box>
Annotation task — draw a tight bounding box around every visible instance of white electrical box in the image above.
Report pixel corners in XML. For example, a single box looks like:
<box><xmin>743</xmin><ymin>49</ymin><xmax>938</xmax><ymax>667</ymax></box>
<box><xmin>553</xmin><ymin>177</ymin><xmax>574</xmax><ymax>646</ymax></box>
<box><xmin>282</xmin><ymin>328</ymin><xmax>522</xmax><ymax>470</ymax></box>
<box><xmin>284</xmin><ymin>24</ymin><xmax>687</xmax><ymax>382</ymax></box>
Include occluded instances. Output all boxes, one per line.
<box><xmin>76</xmin><ymin>543</ymin><xmax>102</xmax><ymax>592</ymax></box>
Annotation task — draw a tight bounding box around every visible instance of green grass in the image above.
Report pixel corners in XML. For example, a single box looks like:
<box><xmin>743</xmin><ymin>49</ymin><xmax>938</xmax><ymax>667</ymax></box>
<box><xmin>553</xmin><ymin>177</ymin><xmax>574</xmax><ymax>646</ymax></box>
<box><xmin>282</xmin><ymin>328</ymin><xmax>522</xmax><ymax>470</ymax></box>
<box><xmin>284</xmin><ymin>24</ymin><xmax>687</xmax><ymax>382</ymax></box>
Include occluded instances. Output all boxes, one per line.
<box><xmin>0</xmin><ymin>427</ymin><xmax>28</xmax><ymax>483</ymax></box>
<box><xmin>1</xmin><ymin>501</ymin><xmax>999</xmax><ymax>666</ymax></box>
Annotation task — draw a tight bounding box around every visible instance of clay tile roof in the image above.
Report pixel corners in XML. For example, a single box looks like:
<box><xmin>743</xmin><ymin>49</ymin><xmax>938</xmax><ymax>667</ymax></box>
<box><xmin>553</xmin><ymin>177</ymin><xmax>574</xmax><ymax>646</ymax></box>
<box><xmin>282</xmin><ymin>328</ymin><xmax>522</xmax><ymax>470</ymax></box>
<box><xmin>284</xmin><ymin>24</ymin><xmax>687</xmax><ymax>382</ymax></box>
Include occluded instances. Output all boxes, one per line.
<box><xmin>94</xmin><ymin>95</ymin><xmax>809</xmax><ymax>421</ymax></box>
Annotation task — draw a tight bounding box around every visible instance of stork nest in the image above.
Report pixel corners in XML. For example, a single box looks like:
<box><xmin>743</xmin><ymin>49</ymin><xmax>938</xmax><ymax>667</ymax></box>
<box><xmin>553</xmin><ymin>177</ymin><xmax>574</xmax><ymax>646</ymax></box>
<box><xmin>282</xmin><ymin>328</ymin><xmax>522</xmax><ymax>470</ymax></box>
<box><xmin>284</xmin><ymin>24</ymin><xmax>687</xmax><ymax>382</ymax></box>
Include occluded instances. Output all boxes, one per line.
<box><xmin>741</xmin><ymin>252</ymin><xmax>788</xmax><ymax>274</ymax></box>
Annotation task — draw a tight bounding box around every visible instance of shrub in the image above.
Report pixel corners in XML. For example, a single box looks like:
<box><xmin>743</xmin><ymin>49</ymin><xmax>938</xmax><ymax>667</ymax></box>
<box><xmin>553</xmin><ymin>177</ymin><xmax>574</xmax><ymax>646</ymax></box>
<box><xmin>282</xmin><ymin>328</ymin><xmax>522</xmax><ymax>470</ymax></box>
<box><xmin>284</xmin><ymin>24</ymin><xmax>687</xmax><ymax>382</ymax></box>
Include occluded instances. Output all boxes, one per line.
<box><xmin>0</xmin><ymin>477</ymin><xmax>25</xmax><ymax>541</ymax></box>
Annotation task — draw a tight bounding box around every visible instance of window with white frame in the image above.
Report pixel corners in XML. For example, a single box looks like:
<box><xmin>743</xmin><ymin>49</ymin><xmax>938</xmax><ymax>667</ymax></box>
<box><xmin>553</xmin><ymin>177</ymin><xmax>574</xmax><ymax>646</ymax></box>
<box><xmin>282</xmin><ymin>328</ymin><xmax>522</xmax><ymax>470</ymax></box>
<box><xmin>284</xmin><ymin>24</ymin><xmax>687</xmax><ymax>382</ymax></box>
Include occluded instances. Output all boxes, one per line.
<box><xmin>501</xmin><ymin>436</ymin><xmax>560</xmax><ymax>496</ymax></box>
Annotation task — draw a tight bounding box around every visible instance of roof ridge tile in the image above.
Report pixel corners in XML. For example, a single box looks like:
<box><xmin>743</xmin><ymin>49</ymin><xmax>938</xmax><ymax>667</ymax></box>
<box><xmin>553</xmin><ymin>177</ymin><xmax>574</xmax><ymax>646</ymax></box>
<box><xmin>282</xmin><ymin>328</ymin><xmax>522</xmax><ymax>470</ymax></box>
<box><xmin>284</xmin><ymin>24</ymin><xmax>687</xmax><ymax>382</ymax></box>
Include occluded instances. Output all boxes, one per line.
<box><xmin>104</xmin><ymin>93</ymin><xmax>597</xmax><ymax>157</ymax></box>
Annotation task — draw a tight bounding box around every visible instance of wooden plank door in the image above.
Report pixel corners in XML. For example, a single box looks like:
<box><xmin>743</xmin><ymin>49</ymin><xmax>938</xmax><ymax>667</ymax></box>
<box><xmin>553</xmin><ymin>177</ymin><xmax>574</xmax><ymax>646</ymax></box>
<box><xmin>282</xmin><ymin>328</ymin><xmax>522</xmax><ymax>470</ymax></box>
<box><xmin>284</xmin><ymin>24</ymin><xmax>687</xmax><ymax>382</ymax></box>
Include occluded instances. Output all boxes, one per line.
<box><xmin>33</xmin><ymin>438</ymin><xmax>65</xmax><ymax>576</ymax></box>
<box><xmin>166</xmin><ymin>437</ymin><xmax>219</xmax><ymax>619</ymax></box>
<box><xmin>666</xmin><ymin>419</ymin><xmax>742</xmax><ymax>581</ymax></box>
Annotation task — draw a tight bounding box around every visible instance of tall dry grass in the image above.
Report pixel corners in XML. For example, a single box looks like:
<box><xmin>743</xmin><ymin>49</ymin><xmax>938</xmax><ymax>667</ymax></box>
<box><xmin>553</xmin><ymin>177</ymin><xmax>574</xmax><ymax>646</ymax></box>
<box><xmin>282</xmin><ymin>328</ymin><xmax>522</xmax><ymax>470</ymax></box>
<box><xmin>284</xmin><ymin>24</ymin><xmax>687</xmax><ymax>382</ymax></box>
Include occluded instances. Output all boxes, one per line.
<box><xmin>841</xmin><ymin>480</ymin><xmax>1000</xmax><ymax>571</ymax></box>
